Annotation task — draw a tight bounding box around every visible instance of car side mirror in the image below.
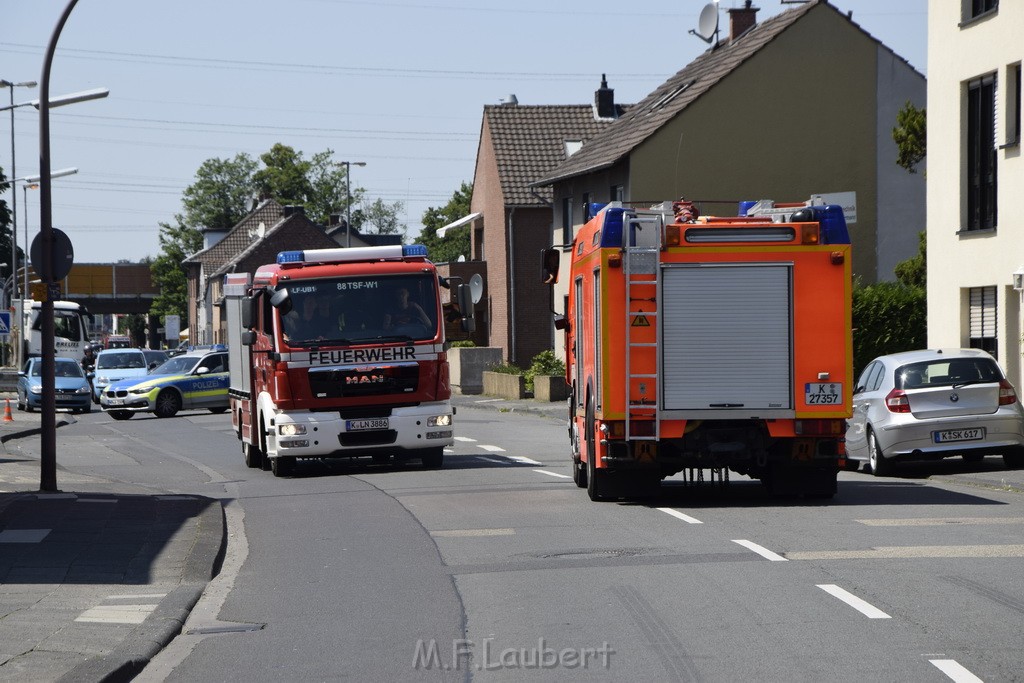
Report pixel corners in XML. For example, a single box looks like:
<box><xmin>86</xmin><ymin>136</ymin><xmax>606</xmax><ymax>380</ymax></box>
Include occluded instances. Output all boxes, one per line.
<box><xmin>196</xmin><ymin>367</ymin><xmax>210</xmax><ymax>376</ymax></box>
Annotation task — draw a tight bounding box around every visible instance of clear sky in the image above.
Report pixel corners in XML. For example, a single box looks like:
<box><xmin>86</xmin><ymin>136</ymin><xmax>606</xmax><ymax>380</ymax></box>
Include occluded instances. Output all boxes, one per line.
<box><xmin>1</xmin><ymin>0</ymin><xmax>926</xmax><ymax>264</ymax></box>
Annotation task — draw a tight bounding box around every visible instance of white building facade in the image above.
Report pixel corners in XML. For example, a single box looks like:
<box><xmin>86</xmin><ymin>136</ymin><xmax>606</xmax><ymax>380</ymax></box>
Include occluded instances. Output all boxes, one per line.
<box><xmin>928</xmin><ymin>0</ymin><xmax>1023</xmax><ymax>385</ymax></box>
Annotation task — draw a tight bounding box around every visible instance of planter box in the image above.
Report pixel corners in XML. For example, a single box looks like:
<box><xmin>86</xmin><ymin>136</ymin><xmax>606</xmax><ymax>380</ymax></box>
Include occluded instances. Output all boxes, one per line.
<box><xmin>533</xmin><ymin>375</ymin><xmax>568</xmax><ymax>402</ymax></box>
<box><xmin>482</xmin><ymin>370</ymin><xmax>526</xmax><ymax>400</ymax></box>
<box><xmin>449</xmin><ymin>346</ymin><xmax>503</xmax><ymax>395</ymax></box>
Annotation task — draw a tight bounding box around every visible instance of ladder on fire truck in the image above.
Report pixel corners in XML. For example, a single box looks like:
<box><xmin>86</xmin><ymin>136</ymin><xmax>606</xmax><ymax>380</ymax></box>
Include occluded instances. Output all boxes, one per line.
<box><xmin>623</xmin><ymin>210</ymin><xmax>665</xmax><ymax>445</ymax></box>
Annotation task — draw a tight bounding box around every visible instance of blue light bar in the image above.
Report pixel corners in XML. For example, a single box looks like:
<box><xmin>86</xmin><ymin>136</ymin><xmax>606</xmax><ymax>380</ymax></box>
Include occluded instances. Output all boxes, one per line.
<box><xmin>277</xmin><ymin>250</ymin><xmax>304</xmax><ymax>264</ymax></box>
<box><xmin>403</xmin><ymin>244</ymin><xmax>428</xmax><ymax>257</ymax></box>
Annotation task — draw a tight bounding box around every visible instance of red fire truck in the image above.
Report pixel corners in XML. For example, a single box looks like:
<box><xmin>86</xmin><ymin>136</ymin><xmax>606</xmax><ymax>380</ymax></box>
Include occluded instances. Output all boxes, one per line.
<box><xmin>225</xmin><ymin>244</ymin><xmax>474</xmax><ymax>477</ymax></box>
<box><xmin>543</xmin><ymin>198</ymin><xmax>853</xmax><ymax>501</ymax></box>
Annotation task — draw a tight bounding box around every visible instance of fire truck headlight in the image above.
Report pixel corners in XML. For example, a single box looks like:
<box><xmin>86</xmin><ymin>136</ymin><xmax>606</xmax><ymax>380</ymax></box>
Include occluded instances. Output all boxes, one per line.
<box><xmin>279</xmin><ymin>423</ymin><xmax>307</xmax><ymax>436</ymax></box>
<box><xmin>428</xmin><ymin>415</ymin><xmax>452</xmax><ymax>427</ymax></box>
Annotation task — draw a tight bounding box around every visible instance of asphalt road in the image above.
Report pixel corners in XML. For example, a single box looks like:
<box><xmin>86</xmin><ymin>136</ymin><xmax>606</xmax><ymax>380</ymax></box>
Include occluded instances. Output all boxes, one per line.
<box><xmin>33</xmin><ymin>404</ymin><xmax>1024</xmax><ymax>682</ymax></box>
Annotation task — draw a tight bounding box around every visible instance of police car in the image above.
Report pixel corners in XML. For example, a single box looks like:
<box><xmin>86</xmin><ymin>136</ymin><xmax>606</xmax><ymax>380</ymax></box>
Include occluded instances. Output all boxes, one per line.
<box><xmin>99</xmin><ymin>346</ymin><xmax>229</xmax><ymax>419</ymax></box>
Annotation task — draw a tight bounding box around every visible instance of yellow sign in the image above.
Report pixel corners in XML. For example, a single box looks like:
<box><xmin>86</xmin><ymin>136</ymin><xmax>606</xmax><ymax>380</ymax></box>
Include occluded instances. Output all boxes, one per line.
<box><xmin>631</xmin><ymin>314</ymin><xmax>650</xmax><ymax>327</ymax></box>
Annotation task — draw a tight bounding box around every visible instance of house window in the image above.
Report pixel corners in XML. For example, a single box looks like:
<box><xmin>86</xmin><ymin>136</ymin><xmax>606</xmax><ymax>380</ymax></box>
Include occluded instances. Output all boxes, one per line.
<box><xmin>561</xmin><ymin>196</ymin><xmax>574</xmax><ymax>248</ymax></box>
<box><xmin>969</xmin><ymin>286</ymin><xmax>997</xmax><ymax>356</ymax></box>
<box><xmin>581</xmin><ymin>193</ymin><xmax>592</xmax><ymax>222</ymax></box>
<box><xmin>1009</xmin><ymin>63</ymin><xmax>1022</xmax><ymax>146</ymax></box>
<box><xmin>968</xmin><ymin>0</ymin><xmax>997</xmax><ymax>19</ymax></box>
<box><xmin>966</xmin><ymin>75</ymin><xmax>997</xmax><ymax>230</ymax></box>
<box><xmin>610</xmin><ymin>185</ymin><xmax>624</xmax><ymax>202</ymax></box>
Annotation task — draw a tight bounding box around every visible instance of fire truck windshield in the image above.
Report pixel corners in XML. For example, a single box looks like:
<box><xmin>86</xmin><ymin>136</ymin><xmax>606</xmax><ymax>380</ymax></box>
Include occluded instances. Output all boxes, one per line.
<box><xmin>280</xmin><ymin>273</ymin><xmax>439</xmax><ymax>346</ymax></box>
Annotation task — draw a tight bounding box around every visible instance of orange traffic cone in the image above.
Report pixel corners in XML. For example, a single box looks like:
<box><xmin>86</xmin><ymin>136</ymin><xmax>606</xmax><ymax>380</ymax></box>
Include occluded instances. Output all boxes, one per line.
<box><xmin>3</xmin><ymin>398</ymin><xmax>12</xmax><ymax>422</ymax></box>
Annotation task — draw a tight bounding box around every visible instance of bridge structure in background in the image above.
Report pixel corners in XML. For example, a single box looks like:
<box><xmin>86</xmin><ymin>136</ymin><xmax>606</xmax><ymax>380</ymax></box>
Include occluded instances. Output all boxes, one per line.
<box><xmin>19</xmin><ymin>262</ymin><xmax>159</xmax><ymax>315</ymax></box>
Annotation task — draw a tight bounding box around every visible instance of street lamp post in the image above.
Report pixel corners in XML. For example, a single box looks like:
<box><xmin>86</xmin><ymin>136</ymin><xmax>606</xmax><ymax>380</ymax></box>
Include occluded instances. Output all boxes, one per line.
<box><xmin>342</xmin><ymin>161</ymin><xmax>366</xmax><ymax>248</ymax></box>
<box><xmin>16</xmin><ymin>168</ymin><xmax>76</xmax><ymax>300</ymax></box>
<box><xmin>2</xmin><ymin>79</ymin><xmax>37</xmax><ymax>302</ymax></box>
<box><xmin>1</xmin><ymin>87</ymin><xmax>107</xmax><ymax>301</ymax></box>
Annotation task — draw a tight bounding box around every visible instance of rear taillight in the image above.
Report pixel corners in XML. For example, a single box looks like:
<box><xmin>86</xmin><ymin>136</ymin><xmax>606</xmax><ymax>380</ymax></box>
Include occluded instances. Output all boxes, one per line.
<box><xmin>885</xmin><ymin>388</ymin><xmax>910</xmax><ymax>413</ymax></box>
<box><xmin>999</xmin><ymin>379</ymin><xmax>1018</xmax><ymax>406</ymax></box>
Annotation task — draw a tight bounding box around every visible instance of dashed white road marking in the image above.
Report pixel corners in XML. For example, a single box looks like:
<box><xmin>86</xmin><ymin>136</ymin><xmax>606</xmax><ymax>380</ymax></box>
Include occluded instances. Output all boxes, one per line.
<box><xmin>477</xmin><ymin>456</ymin><xmax>508</xmax><ymax>465</ymax></box>
<box><xmin>657</xmin><ymin>508</ymin><xmax>703</xmax><ymax>524</ymax></box>
<box><xmin>534</xmin><ymin>469</ymin><xmax>571</xmax><ymax>479</ymax></box>
<box><xmin>0</xmin><ymin>529</ymin><xmax>51</xmax><ymax>543</ymax></box>
<box><xmin>817</xmin><ymin>584</ymin><xmax>891</xmax><ymax>619</ymax></box>
<box><xmin>929</xmin><ymin>659</ymin><xmax>984</xmax><ymax>683</ymax></box>
<box><xmin>732</xmin><ymin>539</ymin><xmax>788</xmax><ymax>562</ymax></box>
<box><xmin>474</xmin><ymin>399</ymin><xmax>505</xmax><ymax>404</ymax></box>
<box><xmin>454</xmin><ymin>436</ymin><xmax>477</xmax><ymax>443</ymax></box>
<box><xmin>787</xmin><ymin>545</ymin><xmax>1024</xmax><ymax>560</ymax></box>
<box><xmin>477</xmin><ymin>444</ymin><xmax>506</xmax><ymax>453</ymax></box>
<box><xmin>432</xmin><ymin>528</ymin><xmax>515</xmax><ymax>538</ymax></box>
<box><xmin>858</xmin><ymin>516</ymin><xmax>1024</xmax><ymax>527</ymax></box>
<box><xmin>507</xmin><ymin>455</ymin><xmax>541</xmax><ymax>465</ymax></box>
<box><xmin>108</xmin><ymin>593</ymin><xmax>168</xmax><ymax>600</ymax></box>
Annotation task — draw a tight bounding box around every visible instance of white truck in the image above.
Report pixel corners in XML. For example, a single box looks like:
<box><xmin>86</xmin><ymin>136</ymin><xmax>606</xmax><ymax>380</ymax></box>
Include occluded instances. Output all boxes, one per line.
<box><xmin>13</xmin><ymin>298</ymin><xmax>91</xmax><ymax>365</ymax></box>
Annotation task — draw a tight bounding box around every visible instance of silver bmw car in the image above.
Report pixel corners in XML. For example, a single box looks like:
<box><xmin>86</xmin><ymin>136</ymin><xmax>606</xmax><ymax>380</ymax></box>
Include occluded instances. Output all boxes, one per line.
<box><xmin>846</xmin><ymin>348</ymin><xmax>1024</xmax><ymax>475</ymax></box>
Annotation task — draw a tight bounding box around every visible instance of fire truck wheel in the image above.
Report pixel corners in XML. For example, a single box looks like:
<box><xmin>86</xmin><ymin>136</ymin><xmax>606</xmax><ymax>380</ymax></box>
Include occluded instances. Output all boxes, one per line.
<box><xmin>572</xmin><ymin>457</ymin><xmax>587</xmax><ymax>488</ymax></box>
<box><xmin>155</xmin><ymin>389</ymin><xmax>182</xmax><ymax>418</ymax></box>
<box><xmin>109</xmin><ymin>410</ymin><xmax>133</xmax><ymax>421</ymax></box>
<box><xmin>421</xmin><ymin>447</ymin><xmax>444</xmax><ymax>469</ymax></box>
<box><xmin>271</xmin><ymin>456</ymin><xmax>295</xmax><ymax>477</ymax></box>
<box><xmin>244</xmin><ymin>441</ymin><xmax>264</xmax><ymax>469</ymax></box>
<box><xmin>585</xmin><ymin>398</ymin><xmax>609</xmax><ymax>501</ymax></box>
<box><xmin>867</xmin><ymin>430</ymin><xmax>890</xmax><ymax>477</ymax></box>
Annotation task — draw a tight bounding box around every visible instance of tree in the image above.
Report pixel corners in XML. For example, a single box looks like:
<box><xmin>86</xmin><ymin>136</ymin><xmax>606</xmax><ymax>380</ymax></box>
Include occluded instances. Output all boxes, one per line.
<box><xmin>305</xmin><ymin>149</ymin><xmax>362</xmax><ymax>226</ymax></box>
<box><xmin>360</xmin><ymin>198</ymin><xmax>406</xmax><ymax>237</ymax></box>
<box><xmin>893</xmin><ymin>100</ymin><xmax>926</xmax><ymax>174</ymax></box>
<box><xmin>150</xmin><ymin>217</ymin><xmax>202</xmax><ymax>325</ymax></box>
<box><xmin>0</xmin><ymin>166</ymin><xmax>19</xmax><ymax>286</ymax></box>
<box><xmin>181</xmin><ymin>154</ymin><xmax>258</xmax><ymax>231</ymax></box>
<box><xmin>894</xmin><ymin>231</ymin><xmax>926</xmax><ymax>289</ymax></box>
<box><xmin>419</xmin><ymin>182</ymin><xmax>472</xmax><ymax>263</ymax></box>
<box><xmin>253</xmin><ymin>143</ymin><xmax>312</xmax><ymax>207</ymax></box>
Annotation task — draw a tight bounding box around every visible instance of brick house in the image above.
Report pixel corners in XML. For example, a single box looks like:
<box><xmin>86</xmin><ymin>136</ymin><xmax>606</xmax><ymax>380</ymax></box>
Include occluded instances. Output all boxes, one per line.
<box><xmin>456</xmin><ymin>79</ymin><xmax>627</xmax><ymax>367</ymax></box>
<box><xmin>183</xmin><ymin>200</ymin><xmax>337</xmax><ymax>344</ymax></box>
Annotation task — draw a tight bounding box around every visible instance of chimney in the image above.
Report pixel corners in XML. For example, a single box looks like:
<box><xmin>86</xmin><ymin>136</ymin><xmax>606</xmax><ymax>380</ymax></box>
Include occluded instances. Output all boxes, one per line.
<box><xmin>595</xmin><ymin>74</ymin><xmax>616</xmax><ymax>119</ymax></box>
<box><xmin>501</xmin><ymin>94</ymin><xmax>518</xmax><ymax>106</ymax></box>
<box><xmin>328</xmin><ymin>213</ymin><xmax>341</xmax><ymax>226</ymax></box>
<box><xmin>728</xmin><ymin>1</ymin><xmax>758</xmax><ymax>42</ymax></box>
<box><xmin>283</xmin><ymin>205</ymin><xmax>305</xmax><ymax>218</ymax></box>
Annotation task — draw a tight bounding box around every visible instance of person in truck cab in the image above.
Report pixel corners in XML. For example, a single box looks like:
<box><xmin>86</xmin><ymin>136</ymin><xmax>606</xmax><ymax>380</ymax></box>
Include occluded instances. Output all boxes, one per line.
<box><xmin>383</xmin><ymin>287</ymin><xmax>431</xmax><ymax>330</ymax></box>
<box><xmin>286</xmin><ymin>292</ymin><xmax>343</xmax><ymax>342</ymax></box>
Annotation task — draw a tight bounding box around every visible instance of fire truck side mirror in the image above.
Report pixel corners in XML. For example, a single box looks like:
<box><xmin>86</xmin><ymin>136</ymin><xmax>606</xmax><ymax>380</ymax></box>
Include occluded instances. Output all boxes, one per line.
<box><xmin>268</xmin><ymin>286</ymin><xmax>292</xmax><ymax>315</ymax></box>
<box><xmin>240</xmin><ymin>330</ymin><xmax>256</xmax><ymax>346</ymax></box>
<box><xmin>457</xmin><ymin>283</ymin><xmax>476</xmax><ymax>334</ymax></box>
<box><xmin>241</xmin><ymin>295</ymin><xmax>257</xmax><ymax>329</ymax></box>
<box><xmin>541</xmin><ymin>248</ymin><xmax>560</xmax><ymax>285</ymax></box>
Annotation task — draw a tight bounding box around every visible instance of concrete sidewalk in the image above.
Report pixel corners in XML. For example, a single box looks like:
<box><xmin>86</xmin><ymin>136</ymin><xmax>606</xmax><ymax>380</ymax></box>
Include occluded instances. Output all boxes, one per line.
<box><xmin>0</xmin><ymin>401</ymin><xmax>225</xmax><ymax>682</ymax></box>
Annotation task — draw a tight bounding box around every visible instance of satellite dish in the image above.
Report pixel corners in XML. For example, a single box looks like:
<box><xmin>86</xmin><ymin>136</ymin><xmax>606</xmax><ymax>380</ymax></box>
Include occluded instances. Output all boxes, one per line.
<box><xmin>468</xmin><ymin>273</ymin><xmax>484</xmax><ymax>304</ymax></box>
<box><xmin>691</xmin><ymin>2</ymin><xmax>720</xmax><ymax>44</ymax></box>
<box><xmin>249</xmin><ymin>221</ymin><xmax>266</xmax><ymax>240</ymax></box>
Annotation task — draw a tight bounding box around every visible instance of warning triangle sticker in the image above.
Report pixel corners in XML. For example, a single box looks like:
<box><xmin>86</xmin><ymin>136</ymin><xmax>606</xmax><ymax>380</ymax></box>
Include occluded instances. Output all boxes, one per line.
<box><xmin>631</xmin><ymin>314</ymin><xmax>650</xmax><ymax>327</ymax></box>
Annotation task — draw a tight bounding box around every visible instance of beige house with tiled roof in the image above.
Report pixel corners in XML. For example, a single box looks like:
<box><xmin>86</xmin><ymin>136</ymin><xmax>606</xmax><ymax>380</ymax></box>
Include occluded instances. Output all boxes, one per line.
<box><xmin>182</xmin><ymin>200</ymin><xmax>336</xmax><ymax>344</ymax></box>
<box><xmin>464</xmin><ymin>78</ymin><xmax>628</xmax><ymax>366</ymax></box>
<box><xmin>535</xmin><ymin>0</ymin><xmax>926</xmax><ymax>359</ymax></box>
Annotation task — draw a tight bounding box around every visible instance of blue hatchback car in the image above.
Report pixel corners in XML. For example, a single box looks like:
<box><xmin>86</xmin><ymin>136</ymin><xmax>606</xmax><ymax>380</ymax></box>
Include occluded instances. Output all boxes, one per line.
<box><xmin>17</xmin><ymin>357</ymin><xmax>93</xmax><ymax>414</ymax></box>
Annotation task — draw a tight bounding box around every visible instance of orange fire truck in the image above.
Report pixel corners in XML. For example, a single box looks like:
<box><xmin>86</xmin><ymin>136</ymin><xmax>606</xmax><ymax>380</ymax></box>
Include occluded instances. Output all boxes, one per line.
<box><xmin>544</xmin><ymin>198</ymin><xmax>852</xmax><ymax>501</ymax></box>
<box><xmin>225</xmin><ymin>244</ymin><xmax>474</xmax><ymax>477</ymax></box>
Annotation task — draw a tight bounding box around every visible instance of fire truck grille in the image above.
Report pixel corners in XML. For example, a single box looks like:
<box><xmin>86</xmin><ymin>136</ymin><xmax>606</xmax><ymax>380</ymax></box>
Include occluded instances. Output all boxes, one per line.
<box><xmin>340</xmin><ymin>430</ymin><xmax>398</xmax><ymax>447</ymax></box>
<box><xmin>308</xmin><ymin>363</ymin><xmax>419</xmax><ymax>399</ymax></box>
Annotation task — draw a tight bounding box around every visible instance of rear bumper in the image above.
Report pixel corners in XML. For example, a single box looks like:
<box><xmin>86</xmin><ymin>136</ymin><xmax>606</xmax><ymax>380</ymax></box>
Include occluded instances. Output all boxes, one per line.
<box><xmin>879</xmin><ymin>412</ymin><xmax>1024</xmax><ymax>457</ymax></box>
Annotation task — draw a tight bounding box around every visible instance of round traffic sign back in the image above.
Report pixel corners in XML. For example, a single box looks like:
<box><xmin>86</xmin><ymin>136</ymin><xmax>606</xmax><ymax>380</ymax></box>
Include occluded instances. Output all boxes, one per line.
<box><xmin>30</xmin><ymin>228</ymin><xmax>75</xmax><ymax>281</ymax></box>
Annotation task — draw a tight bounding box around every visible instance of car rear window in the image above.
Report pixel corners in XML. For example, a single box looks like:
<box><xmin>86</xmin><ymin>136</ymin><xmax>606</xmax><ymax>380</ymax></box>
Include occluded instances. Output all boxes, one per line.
<box><xmin>896</xmin><ymin>358</ymin><xmax>1003</xmax><ymax>389</ymax></box>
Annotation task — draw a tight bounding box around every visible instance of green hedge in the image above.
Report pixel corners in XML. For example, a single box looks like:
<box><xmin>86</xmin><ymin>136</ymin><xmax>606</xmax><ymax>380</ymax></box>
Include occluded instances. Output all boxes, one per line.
<box><xmin>852</xmin><ymin>282</ymin><xmax>926</xmax><ymax>377</ymax></box>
